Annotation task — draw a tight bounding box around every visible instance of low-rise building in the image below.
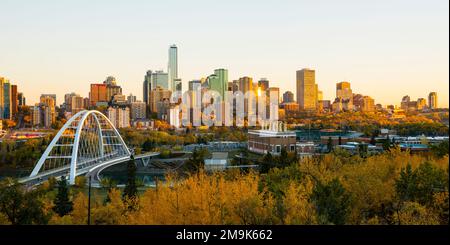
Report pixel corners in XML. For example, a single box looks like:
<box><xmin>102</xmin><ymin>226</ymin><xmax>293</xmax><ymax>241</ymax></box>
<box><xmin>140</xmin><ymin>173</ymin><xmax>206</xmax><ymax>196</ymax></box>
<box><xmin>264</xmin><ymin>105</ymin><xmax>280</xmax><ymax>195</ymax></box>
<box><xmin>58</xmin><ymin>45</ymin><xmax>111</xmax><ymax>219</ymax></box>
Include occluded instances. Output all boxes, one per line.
<box><xmin>248</xmin><ymin>121</ymin><xmax>296</xmax><ymax>155</ymax></box>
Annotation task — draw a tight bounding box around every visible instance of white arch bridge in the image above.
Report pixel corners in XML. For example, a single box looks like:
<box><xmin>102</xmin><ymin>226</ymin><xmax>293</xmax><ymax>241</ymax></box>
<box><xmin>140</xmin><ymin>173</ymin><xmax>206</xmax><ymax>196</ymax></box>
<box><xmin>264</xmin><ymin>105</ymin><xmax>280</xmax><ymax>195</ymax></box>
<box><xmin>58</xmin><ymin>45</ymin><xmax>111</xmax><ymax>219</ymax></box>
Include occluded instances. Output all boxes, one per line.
<box><xmin>19</xmin><ymin>110</ymin><xmax>159</xmax><ymax>186</ymax></box>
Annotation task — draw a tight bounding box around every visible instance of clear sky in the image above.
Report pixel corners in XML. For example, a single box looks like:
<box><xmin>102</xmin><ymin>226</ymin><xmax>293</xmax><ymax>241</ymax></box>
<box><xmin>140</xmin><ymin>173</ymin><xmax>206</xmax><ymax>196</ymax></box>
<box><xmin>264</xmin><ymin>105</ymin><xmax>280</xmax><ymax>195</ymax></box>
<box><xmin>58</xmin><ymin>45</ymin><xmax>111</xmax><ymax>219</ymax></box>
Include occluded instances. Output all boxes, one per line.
<box><xmin>0</xmin><ymin>0</ymin><xmax>448</xmax><ymax>107</ymax></box>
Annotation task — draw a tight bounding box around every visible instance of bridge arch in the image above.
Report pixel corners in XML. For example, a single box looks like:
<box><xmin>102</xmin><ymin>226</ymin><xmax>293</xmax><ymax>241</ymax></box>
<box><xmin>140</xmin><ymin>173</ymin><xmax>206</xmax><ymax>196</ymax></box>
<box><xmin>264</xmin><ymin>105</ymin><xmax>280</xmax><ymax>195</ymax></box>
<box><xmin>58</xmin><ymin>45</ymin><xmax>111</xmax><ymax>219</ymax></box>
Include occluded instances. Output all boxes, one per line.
<box><xmin>29</xmin><ymin>110</ymin><xmax>131</xmax><ymax>184</ymax></box>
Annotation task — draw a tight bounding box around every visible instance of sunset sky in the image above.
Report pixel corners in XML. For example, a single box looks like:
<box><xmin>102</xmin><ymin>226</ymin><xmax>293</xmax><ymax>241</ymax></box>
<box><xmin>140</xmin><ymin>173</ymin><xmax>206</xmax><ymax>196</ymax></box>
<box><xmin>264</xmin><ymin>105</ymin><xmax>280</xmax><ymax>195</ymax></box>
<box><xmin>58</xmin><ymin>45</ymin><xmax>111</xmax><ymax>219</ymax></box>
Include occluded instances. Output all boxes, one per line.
<box><xmin>0</xmin><ymin>0</ymin><xmax>448</xmax><ymax>107</ymax></box>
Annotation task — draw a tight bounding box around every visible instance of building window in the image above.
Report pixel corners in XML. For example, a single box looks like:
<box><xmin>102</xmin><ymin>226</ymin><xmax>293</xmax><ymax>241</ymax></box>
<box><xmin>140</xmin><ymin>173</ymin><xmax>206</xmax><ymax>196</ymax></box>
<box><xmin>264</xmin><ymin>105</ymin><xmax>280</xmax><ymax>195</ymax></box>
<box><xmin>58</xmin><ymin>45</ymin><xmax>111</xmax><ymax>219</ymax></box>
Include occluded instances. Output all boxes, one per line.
<box><xmin>276</xmin><ymin>145</ymin><xmax>281</xmax><ymax>153</ymax></box>
<box><xmin>290</xmin><ymin>144</ymin><xmax>295</xmax><ymax>152</ymax></box>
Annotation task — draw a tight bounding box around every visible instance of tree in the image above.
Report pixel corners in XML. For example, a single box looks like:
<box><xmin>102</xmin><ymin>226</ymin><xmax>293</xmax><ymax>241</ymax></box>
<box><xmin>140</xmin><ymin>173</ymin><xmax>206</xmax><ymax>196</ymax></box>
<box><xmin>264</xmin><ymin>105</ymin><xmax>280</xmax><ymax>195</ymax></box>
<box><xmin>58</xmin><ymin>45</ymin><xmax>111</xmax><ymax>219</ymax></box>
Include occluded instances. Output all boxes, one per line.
<box><xmin>101</xmin><ymin>177</ymin><xmax>117</xmax><ymax>204</ymax></box>
<box><xmin>312</xmin><ymin>178</ymin><xmax>352</xmax><ymax>225</ymax></box>
<box><xmin>260</xmin><ymin>152</ymin><xmax>274</xmax><ymax>173</ymax></box>
<box><xmin>338</xmin><ymin>136</ymin><xmax>342</xmax><ymax>146</ymax></box>
<box><xmin>0</xmin><ymin>178</ymin><xmax>49</xmax><ymax>224</ymax></box>
<box><xmin>277</xmin><ymin>147</ymin><xmax>290</xmax><ymax>168</ymax></box>
<box><xmin>183</xmin><ymin>149</ymin><xmax>207</xmax><ymax>173</ymax></box>
<box><xmin>142</xmin><ymin>139</ymin><xmax>155</xmax><ymax>152</ymax></box>
<box><xmin>53</xmin><ymin>176</ymin><xmax>73</xmax><ymax>216</ymax></box>
<box><xmin>327</xmin><ymin>137</ymin><xmax>333</xmax><ymax>153</ymax></box>
<box><xmin>382</xmin><ymin>135</ymin><xmax>391</xmax><ymax>150</ymax></box>
<box><xmin>123</xmin><ymin>155</ymin><xmax>138</xmax><ymax>201</ymax></box>
<box><xmin>395</xmin><ymin>162</ymin><xmax>448</xmax><ymax>206</ymax></box>
<box><xmin>358</xmin><ymin>143</ymin><xmax>368</xmax><ymax>158</ymax></box>
<box><xmin>74</xmin><ymin>176</ymin><xmax>86</xmax><ymax>188</ymax></box>
<box><xmin>430</xmin><ymin>140</ymin><xmax>449</xmax><ymax>158</ymax></box>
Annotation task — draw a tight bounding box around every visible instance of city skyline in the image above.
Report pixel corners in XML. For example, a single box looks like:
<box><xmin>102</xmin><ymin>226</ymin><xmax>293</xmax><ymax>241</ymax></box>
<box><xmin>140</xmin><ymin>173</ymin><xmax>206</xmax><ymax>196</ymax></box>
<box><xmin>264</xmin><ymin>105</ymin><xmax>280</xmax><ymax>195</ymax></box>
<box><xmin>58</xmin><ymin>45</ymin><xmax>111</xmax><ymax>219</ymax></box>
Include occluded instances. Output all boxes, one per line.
<box><xmin>0</xmin><ymin>0</ymin><xmax>448</xmax><ymax>107</ymax></box>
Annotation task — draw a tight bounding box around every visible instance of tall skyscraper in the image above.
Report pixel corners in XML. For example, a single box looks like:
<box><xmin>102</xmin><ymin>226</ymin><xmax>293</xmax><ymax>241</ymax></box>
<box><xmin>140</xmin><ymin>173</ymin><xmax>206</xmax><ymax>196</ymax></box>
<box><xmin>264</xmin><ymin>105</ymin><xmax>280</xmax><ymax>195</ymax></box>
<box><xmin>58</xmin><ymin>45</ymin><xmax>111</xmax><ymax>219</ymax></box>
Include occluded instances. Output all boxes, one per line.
<box><xmin>1</xmin><ymin>80</ymin><xmax>11</xmax><ymax>119</ymax></box>
<box><xmin>208</xmin><ymin>69</ymin><xmax>228</xmax><ymax>101</ymax></box>
<box><xmin>152</xmin><ymin>70</ymin><xmax>169</xmax><ymax>90</ymax></box>
<box><xmin>143</xmin><ymin>70</ymin><xmax>152</xmax><ymax>105</ymax></box>
<box><xmin>428</xmin><ymin>92</ymin><xmax>438</xmax><ymax>109</ymax></box>
<box><xmin>0</xmin><ymin>77</ymin><xmax>5</xmax><ymax>118</ymax></box>
<box><xmin>168</xmin><ymin>44</ymin><xmax>178</xmax><ymax>92</ymax></box>
<box><xmin>296</xmin><ymin>69</ymin><xmax>317</xmax><ymax>111</ymax></box>
<box><xmin>11</xmin><ymin>85</ymin><xmax>18</xmax><ymax>119</ymax></box>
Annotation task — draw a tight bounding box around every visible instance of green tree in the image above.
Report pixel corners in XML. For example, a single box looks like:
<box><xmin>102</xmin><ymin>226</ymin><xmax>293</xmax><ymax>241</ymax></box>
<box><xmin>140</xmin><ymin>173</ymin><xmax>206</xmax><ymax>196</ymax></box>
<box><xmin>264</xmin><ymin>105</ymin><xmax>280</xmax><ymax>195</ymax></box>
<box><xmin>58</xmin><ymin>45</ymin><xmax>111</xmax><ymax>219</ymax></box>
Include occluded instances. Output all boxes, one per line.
<box><xmin>358</xmin><ymin>143</ymin><xmax>368</xmax><ymax>158</ymax></box>
<box><xmin>396</xmin><ymin>162</ymin><xmax>448</xmax><ymax>206</ymax></box>
<box><xmin>382</xmin><ymin>135</ymin><xmax>391</xmax><ymax>151</ymax></box>
<box><xmin>184</xmin><ymin>148</ymin><xmax>207</xmax><ymax>173</ymax></box>
<box><xmin>142</xmin><ymin>139</ymin><xmax>155</xmax><ymax>152</ymax></box>
<box><xmin>260</xmin><ymin>152</ymin><xmax>274</xmax><ymax>173</ymax></box>
<box><xmin>277</xmin><ymin>147</ymin><xmax>292</xmax><ymax>168</ymax></box>
<box><xmin>100</xmin><ymin>177</ymin><xmax>117</xmax><ymax>204</ymax></box>
<box><xmin>430</xmin><ymin>140</ymin><xmax>449</xmax><ymax>158</ymax></box>
<box><xmin>0</xmin><ymin>179</ymin><xmax>49</xmax><ymax>224</ymax></box>
<box><xmin>312</xmin><ymin>178</ymin><xmax>352</xmax><ymax>225</ymax></box>
<box><xmin>327</xmin><ymin>137</ymin><xmax>333</xmax><ymax>153</ymax></box>
<box><xmin>123</xmin><ymin>155</ymin><xmax>138</xmax><ymax>200</ymax></box>
<box><xmin>53</xmin><ymin>176</ymin><xmax>73</xmax><ymax>216</ymax></box>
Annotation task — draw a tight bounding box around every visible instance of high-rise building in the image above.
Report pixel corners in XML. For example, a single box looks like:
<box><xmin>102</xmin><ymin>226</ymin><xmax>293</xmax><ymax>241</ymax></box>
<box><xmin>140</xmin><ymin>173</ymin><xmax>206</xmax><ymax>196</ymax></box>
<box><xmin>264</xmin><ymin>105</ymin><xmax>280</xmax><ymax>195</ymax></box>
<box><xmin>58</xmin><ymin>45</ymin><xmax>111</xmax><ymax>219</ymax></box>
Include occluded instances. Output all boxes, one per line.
<box><xmin>168</xmin><ymin>44</ymin><xmax>178</xmax><ymax>92</ymax></box>
<box><xmin>152</xmin><ymin>70</ymin><xmax>169</xmax><ymax>90</ymax></box>
<box><xmin>417</xmin><ymin>98</ymin><xmax>427</xmax><ymax>110</ymax></box>
<box><xmin>31</xmin><ymin>105</ymin><xmax>41</xmax><ymax>126</ymax></box>
<box><xmin>317</xmin><ymin>90</ymin><xmax>323</xmax><ymax>101</ymax></box>
<box><xmin>1</xmin><ymin>79</ymin><xmax>12</xmax><ymax>119</ymax></box>
<box><xmin>18</xmin><ymin>92</ymin><xmax>26</xmax><ymax>106</ymax></box>
<box><xmin>361</xmin><ymin>96</ymin><xmax>375</xmax><ymax>112</ymax></box>
<box><xmin>143</xmin><ymin>70</ymin><xmax>153</xmax><ymax>105</ymax></box>
<box><xmin>127</xmin><ymin>94</ymin><xmax>137</xmax><ymax>104</ymax></box>
<box><xmin>150</xmin><ymin>87</ymin><xmax>172</xmax><ymax>114</ymax></box>
<box><xmin>40</xmin><ymin>95</ymin><xmax>56</xmax><ymax>126</ymax></box>
<box><xmin>283</xmin><ymin>91</ymin><xmax>294</xmax><ymax>103</ymax></box>
<box><xmin>169</xmin><ymin>104</ymin><xmax>181</xmax><ymax>128</ymax></box>
<box><xmin>296</xmin><ymin>69</ymin><xmax>317</xmax><ymax>111</ymax></box>
<box><xmin>103</xmin><ymin>76</ymin><xmax>122</xmax><ymax>102</ymax></box>
<box><xmin>428</xmin><ymin>92</ymin><xmax>438</xmax><ymax>109</ymax></box>
<box><xmin>400</xmin><ymin>95</ymin><xmax>411</xmax><ymax>110</ymax></box>
<box><xmin>0</xmin><ymin>77</ymin><xmax>5</xmax><ymax>117</ymax></box>
<box><xmin>107</xmin><ymin>106</ymin><xmax>130</xmax><ymax>128</ymax></box>
<box><xmin>11</xmin><ymin>85</ymin><xmax>18</xmax><ymax>120</ymax></box>
<box><xmin>130</xmin><ymin>101</ymin><xmax>147</xmax><ymax>120</ymax></box>
<box><xmin>174</xmin><ymin>78</ymin><xmax>182</xmax><ymax>93</ymax></box>
<box><xmin>267</xmin><ymin>87</ymin><xmax>280</xmax><ymax>121</ymax></box>
<box><xmin>40</xmin><ymin>94</ymin><xmax>57</xmax><ymax>107</ymax></box>
<box><xmin>89</xmin><ymin>84</ymin><xmax>107</xmax><ymax>107</ymax></box>
<box><xmin>258</xmin><ymin>78</ymin><xmax>269</xmax><ymax>92</ymax></box>
<box><xmin>238</xmin><ymin>76</ymin><xmax>254</xmax><ymax>116</ymax></box>
<box><xmin>336</xmin><ymin>82</ymin><xmax>352</xmax><ymax>100</ymax></box>
<box><xmin>64</xmin><ymin>92</ymin><xmax>80</xmax><ymax>112</ymax></box>
<box><xmin>208</xmin><ymin>69</ymin><xmax>228</xmax><ymax>101</ymax></box>
<box><xmin>238</xmin><ymin>76</ymin><xmax>254</xmax><ymax>95</ymax></box>
<box><xmin>71</xmin><ymin>95</ymin><xmax>85</xmax><ymax>114</ymax></box>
